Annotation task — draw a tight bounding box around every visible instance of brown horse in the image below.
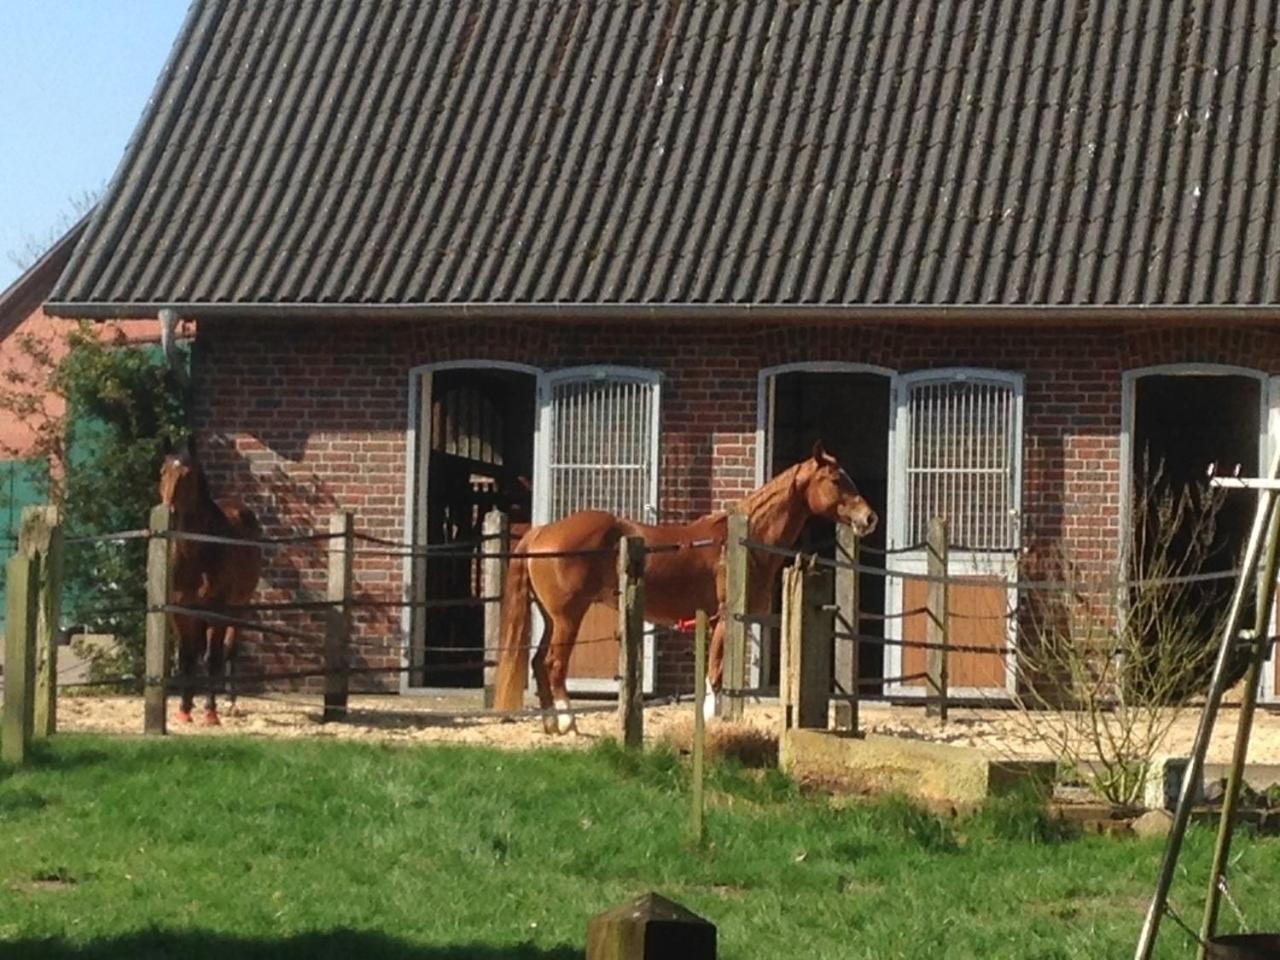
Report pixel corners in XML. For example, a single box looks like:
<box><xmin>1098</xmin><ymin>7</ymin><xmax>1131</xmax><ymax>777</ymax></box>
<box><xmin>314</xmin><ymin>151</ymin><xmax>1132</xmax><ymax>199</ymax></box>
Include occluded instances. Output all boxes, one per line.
<box><xmin>494</xmin><ymin>442</ymin><xmax>877</xmax><ymax>733</ymax></box>
<box><xmin>158</xmin><ymin>437</ymin><xmax>262</xmax><ymax>725</ymax></box>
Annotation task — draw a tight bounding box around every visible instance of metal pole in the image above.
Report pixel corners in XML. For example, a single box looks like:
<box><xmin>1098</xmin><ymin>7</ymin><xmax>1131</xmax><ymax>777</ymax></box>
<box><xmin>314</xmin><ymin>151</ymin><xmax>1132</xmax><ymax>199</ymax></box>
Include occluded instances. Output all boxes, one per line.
<box><xmin>1197</xmin><ymin>501</ymin><xmax>1280</xmax><ymax>955</ymax></box>
<box><xmin>1134</xmin><ymin>447</ymin><xmax>1280</xmax><ymax>960</ymax></box>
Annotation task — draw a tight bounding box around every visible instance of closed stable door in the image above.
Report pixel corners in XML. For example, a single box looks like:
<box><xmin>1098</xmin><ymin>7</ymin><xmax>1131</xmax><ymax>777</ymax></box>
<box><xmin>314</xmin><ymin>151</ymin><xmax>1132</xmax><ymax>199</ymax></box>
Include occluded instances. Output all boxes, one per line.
<box><xmin>534</xmin><ymin>367</ymin><xmax>661</xmax><ymax>693</ymax></box>
<box><xmin>886</xmin><ymin>371</ymin><xmax>1023</xmax><ymax>698</ymax></box>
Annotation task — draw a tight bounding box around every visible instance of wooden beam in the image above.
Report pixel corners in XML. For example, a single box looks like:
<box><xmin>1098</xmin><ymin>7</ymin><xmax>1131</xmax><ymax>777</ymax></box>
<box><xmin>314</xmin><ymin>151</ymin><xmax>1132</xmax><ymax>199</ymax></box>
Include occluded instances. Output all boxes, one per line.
<box><xmin>720</xmin><ymin>512</ymin><xmax>749</xmax><ymax>720</ymax></box>
<box><xmin>832</xmin><ymin>524</ymin><xmax>859</xmax><ymax>733</ymax></box>
<box><xmin>2</xmin><ymin>546</ymin><xmax>38</xmax><ymax>764</ymax></box>
<box><xmin>323</xmin><ymin>512</ymin><xmax>354</xmax><ymax>723</ymax></box>
<box><xmin>690</xmin><ymin>609</ymin><xmax>708</xmax><ymax>846</ymax></box>
<box><xmin>926</xmin><ymin>517</ymin><xmax>949</xmax><ymax>723</ymax></box>
<box><xmin>616</xmin><ymin>535</ymin><xmax>646</xmax><ymax>748</ymax></box>
<box><xmin>25</xmin><ymin>506</ymin><xmax>62</xmax><ymax>739</ymax></box>
<box><xmin>482</xmin><ymin>509</ymin><xmax>510</xmax><ymax>708</ymax></box>
<box><xmin>144</xmin><ymin>505</ymin><xmax>172</xmax><ymax>736</ymax></box>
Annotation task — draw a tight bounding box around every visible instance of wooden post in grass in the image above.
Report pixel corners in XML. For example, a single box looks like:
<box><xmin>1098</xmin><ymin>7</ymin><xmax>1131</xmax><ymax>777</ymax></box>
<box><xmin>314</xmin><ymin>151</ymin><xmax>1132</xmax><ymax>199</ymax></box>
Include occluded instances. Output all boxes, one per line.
<box><xmin>22</xmin><ymin>507</ymin><xmax>62</xmax><ymax>739</ymax></box>
<box><xmin>690</xmin><ymin>609</ymin><xmax>708</xmax><ymax>846</ymax></box>
<box><xmin>587</xmin><ymin>892</ymin><xmax>717</xmax><ymax>960</ymax></box>
<box><xmin>925</xmin><ymin>517</ymin><xmax>949</xmax><ymax>723</ymax></box>
<box><xmin>482</xmin><ymin>509</ymin><xmax>510</xmax><ymax>708</ymax></box>
<box><xmin>144</xmin><ymin>504</ymin><xmax>172</xmax><ymax>736</ymax></box>
<box><xmin>832</xmin><ymin>524</ymin><xmax>859</xmax><ymax>734</ymax></box>
<box><xmin>720</xmin><ymin>511</ymin><xmax>749</xmax><ymax>720</ymax></box>
<box><xmin>617</xmin><ymin>535</ymin><xmax>646</xmax><ymax>748</ymax></box>
<box><xmin>324</xmin><ymin>511</ymin><xmax>354</xmax><ymax>723</ymax></box>
<box><xmin>3</xmin><ymin>525</ymin><xmax>39</xmax><ymax>764</ymax></box>
<box><xmin>780</xmin><ymin>562</ymin><xmax>834</xmax><ymax>736</ymax></box>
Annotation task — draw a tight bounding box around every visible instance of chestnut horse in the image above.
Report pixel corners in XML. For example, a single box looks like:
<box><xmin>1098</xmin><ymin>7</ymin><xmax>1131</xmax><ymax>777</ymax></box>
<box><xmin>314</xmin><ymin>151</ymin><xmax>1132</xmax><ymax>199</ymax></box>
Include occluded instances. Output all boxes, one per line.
<box><xmin>158</xmin><ymin>437</ymin><xmax>262</xmax><ymax>725</ymax></box>
<box><xmin>494</xmin><ymin>443</ymin><xmax>877</xmax><ymax>733</ymax></box>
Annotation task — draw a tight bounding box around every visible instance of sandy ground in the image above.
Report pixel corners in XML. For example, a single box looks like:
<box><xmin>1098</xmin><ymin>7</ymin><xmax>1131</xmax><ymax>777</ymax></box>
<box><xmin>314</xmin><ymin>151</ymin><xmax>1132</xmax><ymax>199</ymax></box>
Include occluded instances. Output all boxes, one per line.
<box><xmin>52</xmin><ymin>692</ymin><xmax>1280</xmax><ymax>766</ymax></box>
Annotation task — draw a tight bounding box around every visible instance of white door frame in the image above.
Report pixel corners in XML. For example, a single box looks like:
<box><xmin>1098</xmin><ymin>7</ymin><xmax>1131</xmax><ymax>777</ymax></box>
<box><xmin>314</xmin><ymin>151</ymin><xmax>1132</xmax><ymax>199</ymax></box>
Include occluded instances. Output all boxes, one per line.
<box><xmin>534</xmin><ymin>365</ymin><xmax>664</xmax><ymax>694</ymax></box>
<box><xmin>754</xmin><ymin>362</ymin><xmax>898</xmax><ymax>688</ymax></box>
<box><xmin>400</xmin><ymin>361</ymin><xmax>543</xmax><ymax>695</ymax></box>
<box><xmin>885</xmin><ymin>368</ymin><xmax>1025</xmax><ymax>699</ymax></box>
<box><xmin>1120</xmin><ymin>363</ymin><xmax>1275</xmax><ymax>702</ymax></box>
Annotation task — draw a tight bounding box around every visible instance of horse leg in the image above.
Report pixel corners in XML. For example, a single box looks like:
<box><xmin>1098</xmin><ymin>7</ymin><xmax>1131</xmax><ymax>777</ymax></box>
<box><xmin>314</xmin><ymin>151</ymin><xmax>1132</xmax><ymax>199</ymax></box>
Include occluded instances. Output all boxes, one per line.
<box><xmin>530</xmin><ymin>613</ymin><xmax>556</xmax><ymax>734</ymax></box>
<box><xmin>545</xmin><ymin>612</ymin><xmax>581</xmax><ymax>736</ymax></box>
<box><xmin>174</xmin><ymin>614</ymin><xmax>201</xmax><ymax>722</ymax></box>
<box><xmin>224</xmin><ymin>625</ymin><xmax>239</xmax><ymax>717</ymax></box>
<box><xmin>704</xmin><ymin>614</ymin><xmax>727</xmax><ymax>722</ymax></box>
<box><xmin>203</xmin><ymin>624</ymin><xmax>226</xmax><ymax>726</ymax></box>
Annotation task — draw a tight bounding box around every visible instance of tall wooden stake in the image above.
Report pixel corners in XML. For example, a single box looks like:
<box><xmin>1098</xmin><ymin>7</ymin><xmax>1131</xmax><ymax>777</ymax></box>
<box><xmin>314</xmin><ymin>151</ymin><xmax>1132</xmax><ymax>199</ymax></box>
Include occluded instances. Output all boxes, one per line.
<box><xmin>1135</xmin><ymin>447</ymin><xmax>1280</xmax><ymax>960</ymax></box>
<box><xmin>2</xmin><ymin>537</ymin><xmax>38</xmax><ymax>764</ymax></box>
<box><xmin>144</xmin><ymin>504</ymin><xmax>172</xmax><ymax>736</ymax></box>
<box><xmin>690</xmin><ymin>609</ymin><xmax>708</xmax><ymax>846</ymax></box>
<box><xmin>1197</xmin><ymin>502</ymin><xmax>1280</xmax><ymax>955</ymax></box>
<box><xmin>833</xmin><ymin>525</ymin><xmax>860</xmax><ymax>733</ymax></box>
<box><xmin>617</xmin><ymin>535</ymin><xmax>646</xmax><ymax>748</ymax></box>
<box><xmin>925</xmin><ymin>517</ymin><xmax>949</xmax><ymax>723</ymax></box>
<box><xmin>324</xmin><ymin>511</ymin><xmax>354</xmax><ymax>723</ymax></box>
<box><xmin>482</xmin><ymin>509</ymin><xmax>510</xmax><ymax>708</ymax></box>
<box><xmin>780</xmin><ymin>563</ymin><xmax>834</xmax><ymax>736</ymax></box>
<box><xmin>721</xmin><ymin>511</ymin><xmax>749</xmax><ymax>720</ymax></box>
<box><xmin>24</xmin><ymin>506</ymin><xmax>62</xmax><ymax>739</ymax></box>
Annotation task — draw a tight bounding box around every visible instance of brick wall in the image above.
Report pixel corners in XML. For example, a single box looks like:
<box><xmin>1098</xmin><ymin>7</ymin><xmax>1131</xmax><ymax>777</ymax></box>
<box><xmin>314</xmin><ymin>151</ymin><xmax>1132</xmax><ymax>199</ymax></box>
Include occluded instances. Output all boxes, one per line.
<box><xmin>192</xmin><ymin>319</ymin><xmax>1280</xmax><ymax>693</ymax></box>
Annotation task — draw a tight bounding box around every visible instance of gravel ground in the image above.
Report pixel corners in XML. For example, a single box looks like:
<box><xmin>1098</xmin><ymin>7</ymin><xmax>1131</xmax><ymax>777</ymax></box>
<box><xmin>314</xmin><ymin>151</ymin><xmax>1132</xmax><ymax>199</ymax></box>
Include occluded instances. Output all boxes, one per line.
<box><xmin>53</xmin><ymin>693</ymin><xmax>1280</xmax><ymax>764</ymax></box>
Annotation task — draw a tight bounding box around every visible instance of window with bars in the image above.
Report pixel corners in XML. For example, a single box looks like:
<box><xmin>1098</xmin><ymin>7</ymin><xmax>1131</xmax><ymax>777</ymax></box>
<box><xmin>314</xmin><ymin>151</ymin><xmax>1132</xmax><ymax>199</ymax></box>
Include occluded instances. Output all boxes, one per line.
<box><xmin>544</xmin><ymin>372</ymin><xmax>660</xmax><ymax>523</ymax></box>
<box><xmin>904</xmin><ymin>376</ymin><xmax>1021</xmax><ymax>550</ymax></box>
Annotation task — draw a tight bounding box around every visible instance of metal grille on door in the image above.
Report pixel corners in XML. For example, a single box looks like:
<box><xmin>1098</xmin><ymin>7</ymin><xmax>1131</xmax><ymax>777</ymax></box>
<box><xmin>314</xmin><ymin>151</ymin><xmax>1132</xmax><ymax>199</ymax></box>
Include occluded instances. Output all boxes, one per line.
<box><xmin>546</xmin><ymin>376</ymin><xmax>659</xmax><ymax>523</ymax></box>
<box><xmin>892</xmin><ymin>372</ymin><xmax>1023</xmax><ymax>696</ymax></box>
<box><xmin>539</xmin><ymin>369</ymin><xmax>661</xmax><ymax>691</ymax></box>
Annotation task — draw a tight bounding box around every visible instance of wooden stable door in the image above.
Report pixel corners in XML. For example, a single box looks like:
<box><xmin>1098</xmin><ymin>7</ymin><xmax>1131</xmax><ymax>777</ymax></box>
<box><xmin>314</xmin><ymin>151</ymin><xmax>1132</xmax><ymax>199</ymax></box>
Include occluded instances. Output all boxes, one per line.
<box><xmin>886</xmin><ymin>371</ymin><xmax>1022</xmax><ymax>698</ymax></box>
<box><xmin>535</xmin><ymin>367</ymin><xmax>661</xmax><ymax>693</ymax></box>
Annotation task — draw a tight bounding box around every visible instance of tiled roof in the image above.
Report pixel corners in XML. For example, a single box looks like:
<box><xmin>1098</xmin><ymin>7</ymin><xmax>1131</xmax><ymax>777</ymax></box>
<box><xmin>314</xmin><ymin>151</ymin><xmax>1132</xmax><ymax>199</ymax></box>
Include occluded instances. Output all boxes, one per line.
<box><xmin>49</xmin><ymin>0</ymin><xmax>1280</xmax><ymax>316</ymax></box>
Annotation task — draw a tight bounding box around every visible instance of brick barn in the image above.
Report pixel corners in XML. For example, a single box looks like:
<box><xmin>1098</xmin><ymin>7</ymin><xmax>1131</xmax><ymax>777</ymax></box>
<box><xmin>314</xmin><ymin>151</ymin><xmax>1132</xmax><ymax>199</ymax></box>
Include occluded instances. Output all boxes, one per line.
<box><xmin>45</xmin><ymin>1</ymin><xmax>1280</xmax><ymax>704</ymax></box>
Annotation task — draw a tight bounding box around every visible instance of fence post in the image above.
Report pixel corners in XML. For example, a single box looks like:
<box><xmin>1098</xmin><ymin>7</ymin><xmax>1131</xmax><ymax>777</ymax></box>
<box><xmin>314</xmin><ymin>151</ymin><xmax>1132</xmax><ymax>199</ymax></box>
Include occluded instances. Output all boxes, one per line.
<box><xmin>926</xmin><ymin>517</ymin><xmax>949</xmax><ymax>722</ymax></box>
<box><xmin>721</xmin><ymin>511</ymin><xmax>749</xmax><ymax>720</ymax></box>
<box><xmin>780</xmin><ymin>562</ymin><xmax>834</xmax><ymax>736</ymax></box>
<box><xmin>690</xmin><ymin>609</ymin><xmax>708</xmax><ymax>845</ymax></box>
<box><xmin>482</xmin><ymin>509</ymin><xmax>510</xmax><ymax>709</ymax></box>
<box><xmin>324</xmin><ymin>511</ymin><xmax>354</xmax><ymax>723</ymax></box>
<box><xmin>2</xmin><ymin>526</ymin><xmax>39</xmax><ymax>764</ymax></box>
<box><xmin>833</xmin><ymin>525</ymin><xmax>859</xmax><ymax>734</ymax></box>
<box><xmin>21</xmin><ymin>506</ymin><xmax>62</xmax><ymax>740</ymax></box>
<box><xmin>143</xmin><ymin>505</ymin><xmax>172</xmax><ymax>735</ymax></box>
<box><xmin>617</xmin><ymin>535</ymin><xmax>646</xmax><ymax>748</ymax></box>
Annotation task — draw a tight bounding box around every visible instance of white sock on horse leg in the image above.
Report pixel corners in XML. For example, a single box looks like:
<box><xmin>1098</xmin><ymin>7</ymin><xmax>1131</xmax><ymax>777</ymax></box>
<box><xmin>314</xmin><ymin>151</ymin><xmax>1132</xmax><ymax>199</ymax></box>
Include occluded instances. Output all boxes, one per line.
<box><xmin>555</xmin><ymin>698</ymin><xmax>574</xmax><ymax>735</ymax></box>
<box><xmin>702</xmin><ymin>689</ymin><xmax>717</xmax><ymax>722</ymax></box>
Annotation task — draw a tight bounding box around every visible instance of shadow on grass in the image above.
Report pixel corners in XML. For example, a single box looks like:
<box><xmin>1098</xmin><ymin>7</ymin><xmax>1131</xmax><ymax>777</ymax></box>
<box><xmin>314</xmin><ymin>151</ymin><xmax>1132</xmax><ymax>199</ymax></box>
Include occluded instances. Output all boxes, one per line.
<box><xmin>4</xmin><ymin>928</ymin><xmax>581</xmax><ymax>960</ymax></box>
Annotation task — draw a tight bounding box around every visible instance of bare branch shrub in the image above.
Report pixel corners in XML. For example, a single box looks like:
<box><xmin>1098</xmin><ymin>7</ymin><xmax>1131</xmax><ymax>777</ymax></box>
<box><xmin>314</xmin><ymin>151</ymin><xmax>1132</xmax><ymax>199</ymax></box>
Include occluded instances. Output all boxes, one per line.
<box><xmin>1009</xmin><ymin>468</ymin><xmax>1230</xmax><ymax>806</ymax></box>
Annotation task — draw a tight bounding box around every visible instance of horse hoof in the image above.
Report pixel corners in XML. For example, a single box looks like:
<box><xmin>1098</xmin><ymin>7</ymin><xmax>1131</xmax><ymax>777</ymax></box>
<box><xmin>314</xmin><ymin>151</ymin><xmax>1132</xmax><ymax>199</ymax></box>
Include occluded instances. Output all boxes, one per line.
<box><xmin>542</xmin><ymin>714</ymin><xmax>558</xmax><ymax>735</ymax></box>
<box><xmin>702</xmin><ymin>691</ymin><xmax>718</xmax><ymax>723</ymax></box>
<box><xmin>555</xmin><ymin>700</ymin><xmax>575</xmax><ymax>736</ymax></box>
<box><xmin>202</xmin><ymin>710</ymin><xmax>221</xmax><ymax>727</ymax></box>
<box><xmin>176</xmin><ymin>709</ymin><xmax>193</xmax><ymax>724</ymax></box>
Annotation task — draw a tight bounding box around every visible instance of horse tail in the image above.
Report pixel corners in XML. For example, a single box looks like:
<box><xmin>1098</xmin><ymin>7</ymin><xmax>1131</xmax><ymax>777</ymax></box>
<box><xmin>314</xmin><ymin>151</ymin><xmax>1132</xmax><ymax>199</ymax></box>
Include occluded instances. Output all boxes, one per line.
<box><xmin>494</xmin><ymin>529</ymin><xmax>535</xmax><ymax>711</ymax></box>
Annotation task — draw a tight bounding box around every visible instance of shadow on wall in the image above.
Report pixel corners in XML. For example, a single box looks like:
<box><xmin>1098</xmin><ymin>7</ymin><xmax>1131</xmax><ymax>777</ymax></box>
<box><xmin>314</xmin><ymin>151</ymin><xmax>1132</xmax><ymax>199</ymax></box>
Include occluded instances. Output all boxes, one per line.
<box><xmin>4</xmin><ymin>929</ymin><xmax>581</xmax><ymax>960</ymax></box>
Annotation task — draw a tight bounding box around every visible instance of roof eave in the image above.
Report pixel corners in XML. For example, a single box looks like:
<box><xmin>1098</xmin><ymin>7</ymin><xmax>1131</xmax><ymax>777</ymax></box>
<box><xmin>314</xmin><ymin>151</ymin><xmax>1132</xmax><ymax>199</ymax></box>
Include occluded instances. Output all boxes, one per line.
<box><xmin>40</xmin><ymin>300</ymin><xmax>1280</xmax><ymax>325</ymax></box>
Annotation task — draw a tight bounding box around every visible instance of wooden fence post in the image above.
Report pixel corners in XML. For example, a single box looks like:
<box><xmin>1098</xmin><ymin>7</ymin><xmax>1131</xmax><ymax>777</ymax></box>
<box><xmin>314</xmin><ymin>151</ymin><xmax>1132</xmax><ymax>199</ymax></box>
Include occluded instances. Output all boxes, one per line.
<box><xmin>482</xmin><ymin>509</ymin><xmax>510</xmax><ymax>708</ymax></box>
<box><xmin>780</xmin><ymin>562</ymin><xmax>834</xmax><ymax>737</ymax></box>
<box><xmin>720</xmin><ymin>511</ymin><xmax>749</xmax><ymax>720</ymax></box>
<box><xmin>832</xmin><ymin>525</ymin><xmax>859</xmax><ymax>734</ymax></box>
<box><xmin>21</xmin><ymin>506</ymin><xmax>62</xmax><ymax>739</ymax></box>
<box><xmin>324</xmin><ymin>511</ymin><xmax>354</xmax><ymax>723</ymax></box>
<box><xmin>3</xmin><ymin>529</ymin><xmax>39</xmax><ymax>764</ymax></box>
<box><xmin>144</xmin><ymin>504</ymin><xmax>172</xmax><ymax>736</ymax></box>
<box><xmin>617</xmin><ymin>535</ymin><xmax>646</xmax><ymax>748</ymax></box>
<box><xmin>690</xmin><ymin>609</ymin><xmax>708</xmax><ymax>846</ymax></box>
<box><xmin>926</xmin><ymin>517</ymin><xmax>949</xmax><ymax>722</ymax></box>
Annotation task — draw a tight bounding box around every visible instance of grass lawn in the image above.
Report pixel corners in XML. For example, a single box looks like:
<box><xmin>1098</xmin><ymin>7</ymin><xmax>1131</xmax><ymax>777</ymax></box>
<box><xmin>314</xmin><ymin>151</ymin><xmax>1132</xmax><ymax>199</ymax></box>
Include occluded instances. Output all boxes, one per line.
<box><xmin>1</xmin><ymin>735</ymin><xmax>1278</xmax><ymax>959</ymax></box>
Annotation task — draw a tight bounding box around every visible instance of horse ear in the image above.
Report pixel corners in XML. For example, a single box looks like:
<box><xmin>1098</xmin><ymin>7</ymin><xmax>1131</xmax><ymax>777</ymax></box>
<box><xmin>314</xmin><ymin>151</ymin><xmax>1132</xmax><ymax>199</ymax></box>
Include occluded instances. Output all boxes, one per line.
<box><xmin>811</xmin><ymin>439</ymin><xmax>828</xmax><ymax>461</ymax></box>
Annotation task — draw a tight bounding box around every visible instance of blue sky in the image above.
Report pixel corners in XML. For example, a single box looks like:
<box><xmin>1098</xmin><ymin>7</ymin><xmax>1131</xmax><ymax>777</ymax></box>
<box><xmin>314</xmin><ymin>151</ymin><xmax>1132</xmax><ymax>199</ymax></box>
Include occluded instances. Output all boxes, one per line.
<box><xmin>0</xmin><ymin>1</ymin><xmax>189</xmax><ymax>291</ymax></box>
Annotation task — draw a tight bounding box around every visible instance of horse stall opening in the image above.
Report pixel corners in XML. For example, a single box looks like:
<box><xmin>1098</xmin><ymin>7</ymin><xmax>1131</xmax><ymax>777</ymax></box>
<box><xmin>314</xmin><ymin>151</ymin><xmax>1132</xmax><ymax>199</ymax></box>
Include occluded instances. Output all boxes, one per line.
<box><xmin>1130</xmin><ymin>372</ymin><xmax>1262</xmax><ymax>695</ymax></box>
<box><xmin>410</xmin><ymin>367</ymin><xmax>535</xmax><ymax>689</ymax></box>
<box><xmin>764</xmin><ymin>369</ymin><xmax>890</xmax><ymax>691</ymax></box>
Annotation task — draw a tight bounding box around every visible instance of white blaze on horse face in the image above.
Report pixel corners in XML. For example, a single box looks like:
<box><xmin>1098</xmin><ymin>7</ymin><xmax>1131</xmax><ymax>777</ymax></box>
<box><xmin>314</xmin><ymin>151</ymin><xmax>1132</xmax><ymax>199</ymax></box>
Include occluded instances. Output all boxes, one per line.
<box><xmin>555</xmin><ymin>698</ymin><xmax>574</xmax><ymax>735</ymax></box>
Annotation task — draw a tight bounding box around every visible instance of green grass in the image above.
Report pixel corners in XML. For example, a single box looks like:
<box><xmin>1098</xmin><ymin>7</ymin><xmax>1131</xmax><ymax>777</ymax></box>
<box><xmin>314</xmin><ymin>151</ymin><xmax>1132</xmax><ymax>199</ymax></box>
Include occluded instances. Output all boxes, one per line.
<box><xmin>1</xmin><ymin>735</ymin><xmax>1278</xmax><ymax>959</ymax></box>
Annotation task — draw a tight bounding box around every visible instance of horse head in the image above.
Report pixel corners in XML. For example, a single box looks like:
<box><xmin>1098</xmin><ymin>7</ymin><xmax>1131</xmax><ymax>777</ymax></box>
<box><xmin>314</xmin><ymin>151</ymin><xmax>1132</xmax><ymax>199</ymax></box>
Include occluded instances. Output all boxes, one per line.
<box><xmin>159</xmin><ymin>435</ymin><xmax>203</xmax><ymax>515</ymax></box>
<box><xmin>802</xmin><ymin>440</ymin><xmax>878</xmax><ymax>536</ymax></box>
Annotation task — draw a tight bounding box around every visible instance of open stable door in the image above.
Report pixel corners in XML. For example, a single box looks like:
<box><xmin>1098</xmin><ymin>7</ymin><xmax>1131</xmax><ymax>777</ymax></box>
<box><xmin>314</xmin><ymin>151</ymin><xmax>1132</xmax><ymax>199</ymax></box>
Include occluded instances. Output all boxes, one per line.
<box><xmin>886</xmin><ymin>370</ymin><xmax>1023</xmax><ymax>699</ymax></box>
<box><xmin>534</xmin><ymin>367</ymin><xmax>662</xmax><ymax>693</ymax></box>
